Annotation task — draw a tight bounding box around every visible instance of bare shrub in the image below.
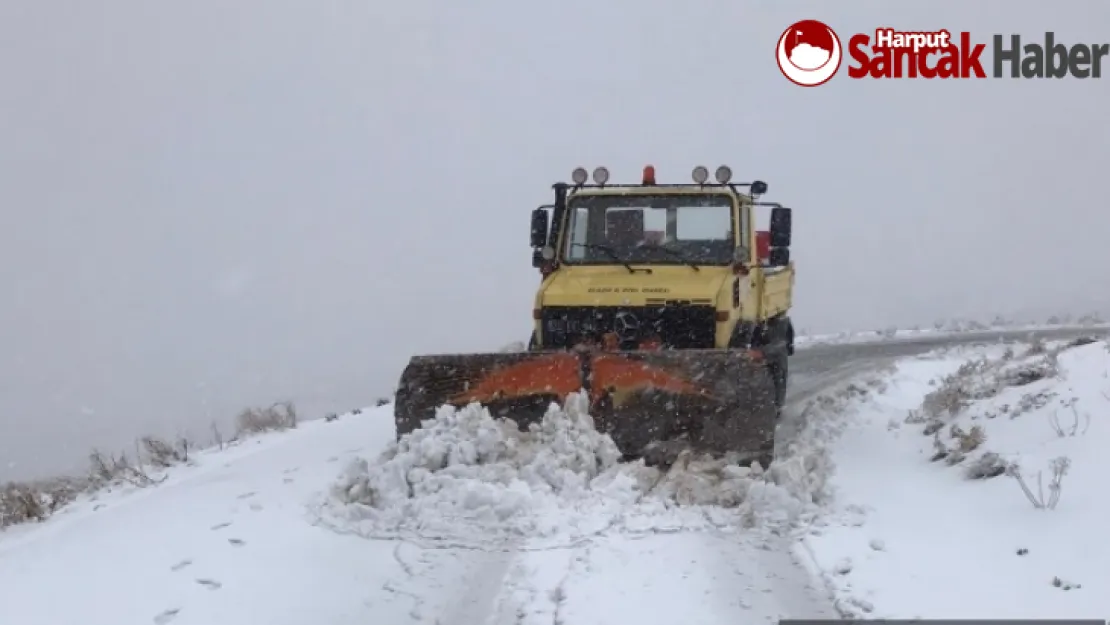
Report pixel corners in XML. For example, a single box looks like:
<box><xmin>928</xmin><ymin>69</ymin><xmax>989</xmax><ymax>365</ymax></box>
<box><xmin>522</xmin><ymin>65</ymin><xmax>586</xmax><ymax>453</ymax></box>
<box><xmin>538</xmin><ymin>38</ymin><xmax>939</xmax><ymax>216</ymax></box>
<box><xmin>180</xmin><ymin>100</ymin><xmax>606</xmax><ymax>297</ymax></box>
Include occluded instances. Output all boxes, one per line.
<box><xmin>1076</xmin><ymin>312</ymin><xmax>1104</xmax><ymax>326</ymax></box>
<box><xmin>0</xmin><ymin>477</ymin><xmax>86</xmax><ymax>528</ymax></box>
<box><xmin>140</xmin><ymin>436</ymin><xmax>187</xmax><ymax>468</ymax></box>
<box><xmin>965</xmin><ymin>452</ymin><xmax>1006</xmax><ymax>479</ymax></box>
<box><xmin>88</xmin><ymin>449</ymin><xmax>163</xmax><ymax>488</ymax></box>
<box><xmin>1</xmin><ymin>398</ymin><xmax>301</xmax><ymax>531</ymax></box>
<box><xmin>1006</xmin><ymin>456</ymin><xmax>1071</xmax><ymax>510</ymax></box>
<box><xmin>1026</xmin><ymin>337</ymin><xmax>1048</xmax><ymax>355</ymax></box>
<box><xmin>923</xmin><ymin>419</ymin><xmax>944</xmax><ymax>436</ymax></box>
<box><xmin>375</xmin><ymin>397</ymin><xmax>390</xmax><ymax>407</ymax></box>
<box><xmin>1048</xmin><ymin>399</ymin><xmax>1090</xmax><ymax>437</ymax></box>
<box><xmin>920</xmin><ymin>358</ymin><xmax>991</xmax><ymax>420</ymax></box>
<box><xmin>1065</xmin><ymin>336</ymin><xmax>1098</xmax><ymax>348</ymax></box>
<box><xmin>1012</xmin><ymin>391</ymin><xmax>1058</xmax><ymax>419</ymax></box>
<box><xmin>1001</xmin><ymin>354</ymin><xmax>1058</xmax><ymax>386</ymax></box>
<box><xmin>950</xmin><ymin>424</ymin><xmax>985</xmax><ymax>452</ymax></box>
<box><xmin>236</xmin><ymin>401</ymin><xmax>297</xmax><ymax>436</ymax></box>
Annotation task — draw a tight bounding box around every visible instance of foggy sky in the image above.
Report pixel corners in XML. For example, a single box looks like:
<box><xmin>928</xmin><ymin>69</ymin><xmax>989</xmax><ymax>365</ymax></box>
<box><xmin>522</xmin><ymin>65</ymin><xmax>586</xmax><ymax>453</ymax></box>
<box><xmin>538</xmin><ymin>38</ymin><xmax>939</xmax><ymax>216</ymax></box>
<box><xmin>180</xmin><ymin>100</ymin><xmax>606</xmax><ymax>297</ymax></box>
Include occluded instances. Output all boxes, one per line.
<box><xmin>2</xmin><ymin>1</ymin><xmax>1108</xmax><ymax>480</ymax></box>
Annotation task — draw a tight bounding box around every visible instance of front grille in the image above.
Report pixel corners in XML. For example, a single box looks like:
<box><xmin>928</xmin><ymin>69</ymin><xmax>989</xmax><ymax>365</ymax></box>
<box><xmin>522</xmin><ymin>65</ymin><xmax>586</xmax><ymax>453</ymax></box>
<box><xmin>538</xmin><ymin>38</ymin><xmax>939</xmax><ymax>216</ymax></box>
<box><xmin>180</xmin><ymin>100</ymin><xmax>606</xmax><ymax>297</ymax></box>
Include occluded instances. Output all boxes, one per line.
<box><xmin>540</xmin><ymin>304</ymin><xmax>716</xmax><ymax>349</ymax></box>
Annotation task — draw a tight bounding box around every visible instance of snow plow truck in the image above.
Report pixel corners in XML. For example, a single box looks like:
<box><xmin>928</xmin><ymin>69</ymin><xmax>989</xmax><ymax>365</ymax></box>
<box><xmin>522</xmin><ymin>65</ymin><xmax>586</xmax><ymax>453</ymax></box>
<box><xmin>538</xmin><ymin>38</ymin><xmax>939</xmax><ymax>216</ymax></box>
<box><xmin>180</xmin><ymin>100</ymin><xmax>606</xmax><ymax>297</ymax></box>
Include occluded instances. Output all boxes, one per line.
<box><xmin>395</xmin><ymin>165</ymin><xmax>795</xmax><ymax>466</ymax></box>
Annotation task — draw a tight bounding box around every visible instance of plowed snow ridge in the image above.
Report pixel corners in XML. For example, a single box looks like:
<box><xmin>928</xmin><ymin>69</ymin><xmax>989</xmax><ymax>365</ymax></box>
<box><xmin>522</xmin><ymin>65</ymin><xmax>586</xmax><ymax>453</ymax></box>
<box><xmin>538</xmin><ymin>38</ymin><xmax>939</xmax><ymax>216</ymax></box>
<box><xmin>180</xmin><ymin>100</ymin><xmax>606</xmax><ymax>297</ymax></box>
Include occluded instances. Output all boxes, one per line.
<box><xmin>317</xmin><ymin>391</ymin><xmax>825</xmax><ymax>549</ymax></box>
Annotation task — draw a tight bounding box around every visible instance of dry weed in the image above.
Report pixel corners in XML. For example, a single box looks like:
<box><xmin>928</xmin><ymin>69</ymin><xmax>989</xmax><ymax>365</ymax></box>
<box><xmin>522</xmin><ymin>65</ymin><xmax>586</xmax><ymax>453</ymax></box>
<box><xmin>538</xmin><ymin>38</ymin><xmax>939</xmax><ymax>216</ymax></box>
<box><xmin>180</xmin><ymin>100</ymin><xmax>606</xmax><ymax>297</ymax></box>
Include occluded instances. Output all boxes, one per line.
<box><xmin>2</xmin><ymin>399</ymin><xmax>299</xmax><ymax>531</ymax></box>
<box><xmin>1006</xmin><ymin>457</ymin><xmax>1071</xmax><ymax>510</ymax></box>
<box><xmin>236</xmin><ymin>401</ymin><xmax>298</xmax><ymax>436</ymax></box>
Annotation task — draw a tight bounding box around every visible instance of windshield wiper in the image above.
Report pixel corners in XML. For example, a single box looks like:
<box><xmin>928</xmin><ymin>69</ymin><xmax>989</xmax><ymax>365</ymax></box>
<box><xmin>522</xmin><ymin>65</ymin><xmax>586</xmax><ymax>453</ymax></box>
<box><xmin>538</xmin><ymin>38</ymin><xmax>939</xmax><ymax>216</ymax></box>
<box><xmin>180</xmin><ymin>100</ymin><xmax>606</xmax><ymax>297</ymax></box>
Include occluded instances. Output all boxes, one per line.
<box><xmin>570</xmin><ymin>243</ymin><xmax>649</xmax><ymax>274</ymax></box>
<box><xmin>638</xmin><ymin>244</ymin><xmax>700</xmax><ymax>271</ymax></box>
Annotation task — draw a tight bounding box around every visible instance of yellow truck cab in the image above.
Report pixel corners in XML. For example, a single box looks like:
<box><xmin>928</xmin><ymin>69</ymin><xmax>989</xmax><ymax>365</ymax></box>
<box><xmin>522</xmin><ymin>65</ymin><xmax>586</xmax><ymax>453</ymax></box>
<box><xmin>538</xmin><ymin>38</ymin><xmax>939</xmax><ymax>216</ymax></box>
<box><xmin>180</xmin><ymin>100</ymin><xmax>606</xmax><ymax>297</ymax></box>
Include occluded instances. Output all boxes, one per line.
<box><xmin>527</xmin><ymin>164</ymin><xmax>796</xmax><ymax>407</ymax></box>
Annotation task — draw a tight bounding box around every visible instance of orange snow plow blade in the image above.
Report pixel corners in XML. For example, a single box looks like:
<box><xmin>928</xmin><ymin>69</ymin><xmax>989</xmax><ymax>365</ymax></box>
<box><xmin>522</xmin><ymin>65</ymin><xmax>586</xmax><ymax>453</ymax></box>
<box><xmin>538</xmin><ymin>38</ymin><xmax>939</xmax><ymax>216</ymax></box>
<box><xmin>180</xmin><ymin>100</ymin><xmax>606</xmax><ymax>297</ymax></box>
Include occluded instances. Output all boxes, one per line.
<box><xmin>393</xmin><ymin>349</ymin><xmax>777</xmax><ymax>460</ymax></box>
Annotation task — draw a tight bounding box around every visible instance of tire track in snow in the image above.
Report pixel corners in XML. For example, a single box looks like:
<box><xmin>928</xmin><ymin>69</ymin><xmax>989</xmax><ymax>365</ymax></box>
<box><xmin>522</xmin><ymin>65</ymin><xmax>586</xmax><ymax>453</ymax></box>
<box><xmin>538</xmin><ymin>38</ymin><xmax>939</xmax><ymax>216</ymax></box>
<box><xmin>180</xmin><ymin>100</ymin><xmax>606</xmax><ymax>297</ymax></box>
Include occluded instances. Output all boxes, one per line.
<box><xmin>437</xmin><ymin>529</ymin><xmax>836</xmax><ymax>625</ymax></box>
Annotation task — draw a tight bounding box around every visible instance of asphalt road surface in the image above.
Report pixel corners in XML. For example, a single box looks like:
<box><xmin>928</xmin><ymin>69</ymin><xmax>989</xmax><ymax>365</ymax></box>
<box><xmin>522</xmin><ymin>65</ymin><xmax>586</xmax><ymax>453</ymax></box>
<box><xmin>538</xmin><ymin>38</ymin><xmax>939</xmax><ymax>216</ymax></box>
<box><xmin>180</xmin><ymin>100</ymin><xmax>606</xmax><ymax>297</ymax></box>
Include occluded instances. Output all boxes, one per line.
<box><xmin>787</xmin><ymin>325</ymin><xmax>1110</xmax><ymax>406</ymax></box>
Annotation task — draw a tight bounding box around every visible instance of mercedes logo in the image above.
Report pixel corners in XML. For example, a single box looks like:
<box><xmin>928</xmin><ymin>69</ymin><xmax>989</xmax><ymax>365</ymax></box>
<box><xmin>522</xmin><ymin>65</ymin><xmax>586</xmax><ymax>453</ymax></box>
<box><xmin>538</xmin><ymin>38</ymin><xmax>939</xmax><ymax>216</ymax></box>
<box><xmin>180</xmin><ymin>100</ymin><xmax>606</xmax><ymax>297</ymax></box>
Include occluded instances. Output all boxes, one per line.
<box><xmin>613</xmin><ymin>312</ymin><xmax>640</xmax><ymax>339</ymax></box>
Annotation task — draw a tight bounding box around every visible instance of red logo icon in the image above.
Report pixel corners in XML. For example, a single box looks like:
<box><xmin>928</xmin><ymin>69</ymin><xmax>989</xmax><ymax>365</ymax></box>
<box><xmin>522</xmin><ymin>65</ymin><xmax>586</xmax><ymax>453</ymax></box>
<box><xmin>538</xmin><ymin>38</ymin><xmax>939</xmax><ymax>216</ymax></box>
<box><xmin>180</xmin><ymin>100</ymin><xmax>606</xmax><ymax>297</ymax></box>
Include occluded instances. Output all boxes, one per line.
<box><xmin>776</xmin><ymin>20</ymin><xmax>843</xmax><ymax>86</ymax></box>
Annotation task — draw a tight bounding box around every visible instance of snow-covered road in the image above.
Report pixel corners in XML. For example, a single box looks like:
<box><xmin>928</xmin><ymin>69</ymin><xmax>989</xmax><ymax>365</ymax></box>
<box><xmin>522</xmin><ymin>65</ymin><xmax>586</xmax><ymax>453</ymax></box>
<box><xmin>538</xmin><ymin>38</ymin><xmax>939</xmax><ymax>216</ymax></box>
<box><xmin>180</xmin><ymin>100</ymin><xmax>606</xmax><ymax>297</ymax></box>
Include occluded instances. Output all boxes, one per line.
<box><xmin>0</xmin><ymin>399</ymin><xmax>833</xmax><ymax>625</ymax></box>
<box><xmin>5</xmin><ymin>326</ymin><xmax>1109</xmax><ymax>624</ymax></box>
<box><xmin>358</xmin><ymin>529</ymin><xmax>834</xmax><ymax>625</ymax></box>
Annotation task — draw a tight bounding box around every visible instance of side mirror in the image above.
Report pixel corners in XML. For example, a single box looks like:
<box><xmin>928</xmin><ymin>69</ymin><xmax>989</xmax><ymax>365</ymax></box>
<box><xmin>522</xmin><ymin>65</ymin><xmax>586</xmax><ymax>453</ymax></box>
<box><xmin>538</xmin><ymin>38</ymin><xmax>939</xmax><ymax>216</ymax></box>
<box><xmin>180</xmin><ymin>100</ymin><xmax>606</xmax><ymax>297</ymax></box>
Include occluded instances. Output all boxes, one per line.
<box><xmin>530</xmin><ymin>208</ymin><xmax>549</xmax><ymax>248</ymax></box>
<box><xmin>769</xmin><ymin>247</ymin><xmax>790</xmax><ymax>267</ymax></box>
<box><xmin>769</xmin><ymin>207</ymin><xmax>791</xmax><ymax>247</ymax></box>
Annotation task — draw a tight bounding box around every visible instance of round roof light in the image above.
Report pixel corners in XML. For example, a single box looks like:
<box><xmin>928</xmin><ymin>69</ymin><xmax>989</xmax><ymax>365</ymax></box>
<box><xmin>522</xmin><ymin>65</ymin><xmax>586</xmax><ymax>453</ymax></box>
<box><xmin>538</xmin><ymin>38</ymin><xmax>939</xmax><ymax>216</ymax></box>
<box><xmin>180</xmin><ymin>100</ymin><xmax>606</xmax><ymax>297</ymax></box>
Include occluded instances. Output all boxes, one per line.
<box><xmin>692</xmin><ymin>165</ymin><xmax>709</xmax><ymax>184</ymax></box>
<box><xmin>592</xmin><ymin>167</ymin><xmax>610</xmax><ymax>185</ymax></box>
<box><xmin>571</xmin><ymin>167</ymin><xmax>588</xmax><ymax>185</ymax></box>
<box><xmin>714</xmin><ymin>165</ymin><xmax>732</xmax><ymax>184</ymax></box>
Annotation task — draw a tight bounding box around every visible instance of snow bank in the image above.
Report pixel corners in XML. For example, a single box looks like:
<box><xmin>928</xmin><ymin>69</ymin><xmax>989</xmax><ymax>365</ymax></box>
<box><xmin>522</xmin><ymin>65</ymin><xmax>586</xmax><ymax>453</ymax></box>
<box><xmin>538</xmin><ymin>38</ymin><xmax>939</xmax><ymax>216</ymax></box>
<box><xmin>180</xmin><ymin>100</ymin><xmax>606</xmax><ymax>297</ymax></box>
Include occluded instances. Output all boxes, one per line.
<box><xmin>803</xmin><ymin>336</ymin><xmax>1110</xmax><ymax>619</ymax></box>
<box><xmin>315</xmin><ymin>382</ymin><xmax>892</xmax><ymax>548</ymax></box>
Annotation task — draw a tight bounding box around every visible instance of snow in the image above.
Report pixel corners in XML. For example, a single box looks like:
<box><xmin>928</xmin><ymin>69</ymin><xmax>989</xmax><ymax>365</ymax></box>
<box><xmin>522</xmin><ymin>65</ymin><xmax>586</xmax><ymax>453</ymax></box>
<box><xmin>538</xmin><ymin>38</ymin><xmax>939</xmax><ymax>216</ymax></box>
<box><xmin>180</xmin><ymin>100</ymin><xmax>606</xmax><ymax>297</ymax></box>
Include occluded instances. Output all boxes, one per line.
<box><xmin>316</xmin><ymin>391</ymin><xmax>817</xmax><ymax>549</ymax></box>
<box><xmin>8</xmin><ymin>333</ymin><xmax>1110</xmax><ymax>623</ymax></box>
<box><xmin>802</xmin><ymin>337</ymin><xmax>1110</xmax><ymax>618</ymax></box>
<box><xmin>0</xmin><ymin>390</ymin><xmax>839</xmax><ymax>624</ymax></box>
<box><xmin>0</xmin><ymin>410</ymin><xmax>409</xmax><ymax>625</ymax></box>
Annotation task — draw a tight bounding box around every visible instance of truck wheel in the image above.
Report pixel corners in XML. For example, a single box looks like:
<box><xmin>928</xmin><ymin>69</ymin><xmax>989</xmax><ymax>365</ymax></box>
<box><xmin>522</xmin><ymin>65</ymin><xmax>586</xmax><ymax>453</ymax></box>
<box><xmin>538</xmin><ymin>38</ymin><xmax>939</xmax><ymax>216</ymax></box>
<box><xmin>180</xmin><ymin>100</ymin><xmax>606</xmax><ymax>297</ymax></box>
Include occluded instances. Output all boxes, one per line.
<box><xmin>754</xmin><ymin>440</ymin><xmax>775</xmax><ymax>471</ymax></box>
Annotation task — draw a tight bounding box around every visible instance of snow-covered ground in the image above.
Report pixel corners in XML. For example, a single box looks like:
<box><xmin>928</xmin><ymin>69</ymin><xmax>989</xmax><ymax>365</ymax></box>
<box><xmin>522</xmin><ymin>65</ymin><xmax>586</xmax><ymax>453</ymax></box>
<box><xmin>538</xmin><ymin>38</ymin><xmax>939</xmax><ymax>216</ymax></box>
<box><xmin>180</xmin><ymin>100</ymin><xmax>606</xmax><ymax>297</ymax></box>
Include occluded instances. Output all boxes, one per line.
<box><xmin>4</xmin><ymin>335</ymin><xmax>1110</xmax><ymax>623</ymax></box>
<box><xmin>0</xmin><ymin>398</ymin><xmax>839</xmax><ymax>625</ymax></box>
<box><xmin>802</xmin><ymin>336</ymin><xmax>1110</xmax><ymax>618</ymax></box>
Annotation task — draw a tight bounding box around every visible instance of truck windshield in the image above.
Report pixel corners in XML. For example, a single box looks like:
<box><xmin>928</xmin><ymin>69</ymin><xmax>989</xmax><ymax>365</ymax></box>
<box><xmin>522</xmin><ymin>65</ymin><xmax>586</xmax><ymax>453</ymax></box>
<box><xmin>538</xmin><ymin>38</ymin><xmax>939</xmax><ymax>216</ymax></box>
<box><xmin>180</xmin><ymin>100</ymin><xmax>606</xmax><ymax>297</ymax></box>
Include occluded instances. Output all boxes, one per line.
<box><xmin>561</xmin><ymin>193</ymin><xmax>736</xmax><ymax>266</ymax></box>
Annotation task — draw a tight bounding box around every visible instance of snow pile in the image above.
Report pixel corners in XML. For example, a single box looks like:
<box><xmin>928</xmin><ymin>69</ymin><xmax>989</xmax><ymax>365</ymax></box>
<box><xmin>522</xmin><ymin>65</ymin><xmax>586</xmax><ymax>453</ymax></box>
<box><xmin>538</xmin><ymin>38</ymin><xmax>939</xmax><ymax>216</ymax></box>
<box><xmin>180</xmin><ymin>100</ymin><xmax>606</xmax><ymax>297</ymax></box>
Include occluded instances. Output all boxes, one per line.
<box><xmin>317</xmin><ymin>393</ymin><xmax>634</xmax><ymax>543</ymax></box>
<box><xmin>315</xmin><ymin>384</ymin><xmax>888</xmax><ymax>546</ymax></box>
<box><xmin>802</xmin><ymin>336</ymin><xmax>1110</xmax><ymax>619</ymax></box>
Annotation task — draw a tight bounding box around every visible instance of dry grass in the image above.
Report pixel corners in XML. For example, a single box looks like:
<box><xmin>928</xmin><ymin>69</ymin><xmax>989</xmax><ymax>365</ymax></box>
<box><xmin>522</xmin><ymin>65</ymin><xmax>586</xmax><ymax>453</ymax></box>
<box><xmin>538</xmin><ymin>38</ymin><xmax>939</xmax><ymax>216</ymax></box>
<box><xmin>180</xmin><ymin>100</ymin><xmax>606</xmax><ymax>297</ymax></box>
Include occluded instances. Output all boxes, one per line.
<box><xmin>1</xmin><ymin>400</ymin><xmax>305</xmax><ymax>531</ymax></box>
<box><xmin>235</xmin><ymin>401</ymin><xmax>297</xmax><ymax>436</ymax></box>
<box><xmin>912</xmin><ymin>337</ymin><xmax>1102</xmax><ymax>493</ymax></box>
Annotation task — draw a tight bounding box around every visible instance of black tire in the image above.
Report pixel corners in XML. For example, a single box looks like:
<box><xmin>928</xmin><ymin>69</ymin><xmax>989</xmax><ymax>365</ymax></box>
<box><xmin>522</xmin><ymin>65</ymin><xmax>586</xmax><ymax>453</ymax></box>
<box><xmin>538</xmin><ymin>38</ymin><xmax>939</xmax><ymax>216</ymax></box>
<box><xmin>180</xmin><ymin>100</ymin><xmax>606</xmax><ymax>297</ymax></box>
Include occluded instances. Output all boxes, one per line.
<box><xmin>754</xmin><ymin>439</ymin><xmax>775</xmax><ymax>470</ymax></box>
<box><xmin>755</xmin><ymin>451</ymin><xmax>774</xmax><ymax>470</ymax></box>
